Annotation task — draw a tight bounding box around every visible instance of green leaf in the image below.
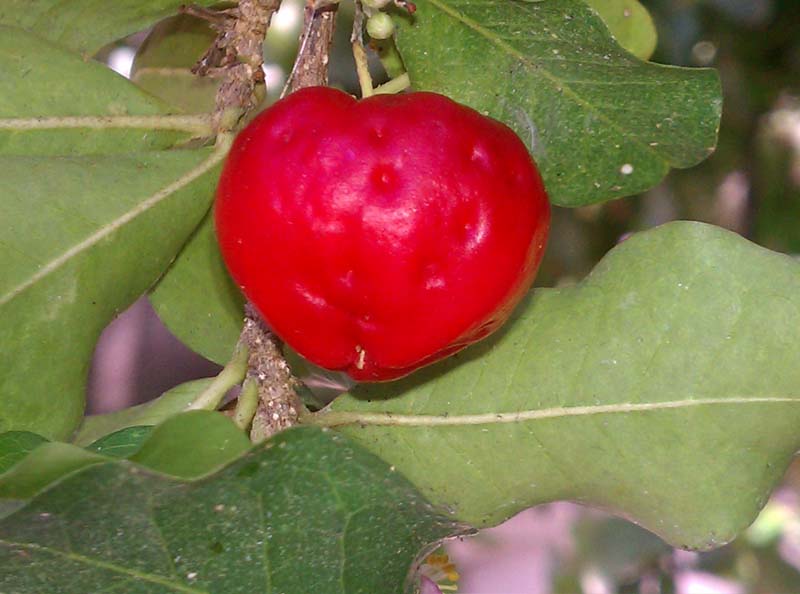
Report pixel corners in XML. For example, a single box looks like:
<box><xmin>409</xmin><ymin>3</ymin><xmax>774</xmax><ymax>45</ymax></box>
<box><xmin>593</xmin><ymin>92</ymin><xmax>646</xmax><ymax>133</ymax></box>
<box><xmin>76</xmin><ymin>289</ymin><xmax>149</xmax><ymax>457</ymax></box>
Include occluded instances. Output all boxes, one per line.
<box><xmin>0</xmin><ymin>428</ymin><xmax>465</xmax><ymax>593</ymax></box>
<box><xmin>395</xmin><ymin>0</ymin><xmax>721</xmax><ymax>206</ymax></box>
<box><xmin>127</xmin><ymin>411</ymin><xmax>251</xmax><ymax>479</ymax></box>
<box><xmin>0</xmin><ymin>433</ymin><xmax>48</xmax><ymax>474</ymax></box>
<box><xmin>1</xmin><ymin>412</ymin><xmax>244</xmax><ymax>502</ymax></box>
<box><xmin>0</xmin><ymin>443</ymin><xmax>106</xmax><ymax>501</ymax></box>
<box><xmin>0</xmin><ymin>0</ymin><xmax>218</xmax><ymax>57</ymax></box>
<box><xmin>585</xmin><ymin>0</ymin><xmax>657</xmax><ymax>61</ymax></box>
<box><xmin>135</xmin><ymin>15</ymin><xmax>245</xmax><ymax>365</ymax></box>
<box><xmin>0</xmin><ymin>26</ymin><xmax>210</xmax><ymax>156</ymax></box>
<box><xmin>86</xmin><ymin>426</ymin><xmax>154</xmax><ymax>458</ymax></box>
<box><xmin>0</xmin><ymin>148</ymin><xmax>224</xmax><ymax>440</ymax></box>
<box><xmin>74</xmin><ymin>378</ymin><xmax>213</xmax><ymax>446</ymax></box>
<box><xmin>130</xmin><ymin>14</ymin><xmax>222</xmax><ymax>113</ymax></box>
<box><xmin>309</xmin><ymin>221</ymin><xmax>800</xmax><ymax>550</ymax></box>
<box><xmin>150</xmin><ymin>214</ymin><xmax>245</xmax><ymax>365</ymax></box>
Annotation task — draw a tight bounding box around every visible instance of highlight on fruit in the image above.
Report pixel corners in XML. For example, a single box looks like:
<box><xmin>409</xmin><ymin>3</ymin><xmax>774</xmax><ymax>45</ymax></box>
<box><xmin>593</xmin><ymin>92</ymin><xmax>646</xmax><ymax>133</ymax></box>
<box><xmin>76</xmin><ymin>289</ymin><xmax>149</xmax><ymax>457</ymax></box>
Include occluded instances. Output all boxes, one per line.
<box><xmin>215</xmin><ymin>86</ymin><xmax>550</xmax><ymax>381</ymax></box>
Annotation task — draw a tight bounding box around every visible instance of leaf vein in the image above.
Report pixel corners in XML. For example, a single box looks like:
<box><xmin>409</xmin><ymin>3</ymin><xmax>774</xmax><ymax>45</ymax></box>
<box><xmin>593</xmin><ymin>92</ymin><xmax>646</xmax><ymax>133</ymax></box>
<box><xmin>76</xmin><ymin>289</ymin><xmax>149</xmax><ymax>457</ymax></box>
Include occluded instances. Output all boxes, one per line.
<box><xmin>0</xmin><ymin>140</ymin><xmax>228</xmax><ymax>307</ymax></box>
<box><xmin>0</xmin><ymin>539</ymin><xmax>208</xmax><ymax>593</ymax></box>
<box><xmin>310</xmin><ymin>397</ymin><xmax>800</xmax><ymax>428</ymax></box>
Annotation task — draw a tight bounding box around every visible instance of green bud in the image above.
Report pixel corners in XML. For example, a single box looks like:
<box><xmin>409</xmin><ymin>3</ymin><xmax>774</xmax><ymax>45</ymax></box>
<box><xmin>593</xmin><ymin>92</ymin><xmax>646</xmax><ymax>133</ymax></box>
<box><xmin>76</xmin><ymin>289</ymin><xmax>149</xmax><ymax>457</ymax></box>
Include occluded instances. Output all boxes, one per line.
<box><xmin>366</xmin><ymin>12</ymin><xmax>395</xmax><ymax>40</ymax></box>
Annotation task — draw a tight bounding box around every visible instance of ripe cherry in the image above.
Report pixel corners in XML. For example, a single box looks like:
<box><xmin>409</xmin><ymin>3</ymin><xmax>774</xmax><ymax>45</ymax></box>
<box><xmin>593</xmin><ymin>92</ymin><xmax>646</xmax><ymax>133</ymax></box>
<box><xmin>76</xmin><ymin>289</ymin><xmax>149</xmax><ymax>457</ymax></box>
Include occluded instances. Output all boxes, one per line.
<box><xmin>215</xmin><ymin>87</ymin><xmax>550</xmax><ymax>381</ymax></box>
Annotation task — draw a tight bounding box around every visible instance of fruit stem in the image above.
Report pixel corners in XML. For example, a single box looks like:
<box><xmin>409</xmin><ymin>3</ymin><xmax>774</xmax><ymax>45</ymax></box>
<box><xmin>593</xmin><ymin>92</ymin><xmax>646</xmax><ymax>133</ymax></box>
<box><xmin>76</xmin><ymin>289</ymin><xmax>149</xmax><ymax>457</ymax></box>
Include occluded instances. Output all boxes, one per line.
<box><xmin>186</xmin><ymin>344</ymin><xmax>249</xmax><ymax>411</ymax></box>
<box><xmin>351</xmin><ymin>0</ymin><xmax>375</xmax><ymax>98</ymax></box>
<box><xmin>352</xmin><ymin>40</ymin><xmax>375</xmax><ymax>98</ymax></box>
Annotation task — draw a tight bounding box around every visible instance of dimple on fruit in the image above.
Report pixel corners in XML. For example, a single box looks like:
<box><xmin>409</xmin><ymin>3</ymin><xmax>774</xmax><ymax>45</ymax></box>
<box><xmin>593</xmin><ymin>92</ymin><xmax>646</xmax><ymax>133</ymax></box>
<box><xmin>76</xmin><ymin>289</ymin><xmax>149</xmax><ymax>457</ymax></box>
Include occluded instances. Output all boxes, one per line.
<box><xmin>215</xmin><ymin>87</ymin><xmax>550</xmax><ymax>381</ymax></box>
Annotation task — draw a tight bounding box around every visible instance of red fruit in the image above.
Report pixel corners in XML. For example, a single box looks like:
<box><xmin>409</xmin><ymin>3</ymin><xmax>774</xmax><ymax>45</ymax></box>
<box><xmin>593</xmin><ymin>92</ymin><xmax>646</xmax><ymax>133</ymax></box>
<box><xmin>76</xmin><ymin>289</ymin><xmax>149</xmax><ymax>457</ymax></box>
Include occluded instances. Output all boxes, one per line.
<box><xmin>215</xmin><ymin>87</ymin><xmax>550</xmax><ymax>381</ymax></box>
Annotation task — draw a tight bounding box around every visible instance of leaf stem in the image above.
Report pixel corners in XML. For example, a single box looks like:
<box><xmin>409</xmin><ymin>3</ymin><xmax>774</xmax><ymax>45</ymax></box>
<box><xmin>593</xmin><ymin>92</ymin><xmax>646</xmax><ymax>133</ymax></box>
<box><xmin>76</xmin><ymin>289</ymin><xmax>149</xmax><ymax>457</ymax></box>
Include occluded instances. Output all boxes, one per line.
<box><xmin>352</xmin><ymin>41</ymin><xmax>375</xmax><ymax>98</ymax></box>
<box><xmin>186</xmin><ymin>345</ymin><xmax>249</xmax><ymax>411</ymax></box>
<box><xmin>351</xmin><ymin>0</ymin><xmax>375</xmax><ymax>98</ymax></box>
<box><xmin>233</xmin><ymin>378</ymin><xmax>259</xmax><ymax>430</ymax></box>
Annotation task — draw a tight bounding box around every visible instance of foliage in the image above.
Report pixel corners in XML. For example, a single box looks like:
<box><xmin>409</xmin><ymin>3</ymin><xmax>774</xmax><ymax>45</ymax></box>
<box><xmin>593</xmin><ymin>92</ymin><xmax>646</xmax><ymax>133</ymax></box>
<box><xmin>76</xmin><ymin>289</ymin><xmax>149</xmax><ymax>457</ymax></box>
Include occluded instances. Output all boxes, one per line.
<box><xmin>0</xmin><ymin>0</ymin><xmax>797</xmax><ymax>592</ymax></box>
<box><xmin>315</xmin><ymin>221</ymin><xmax>800</xmax><ymax>550</ymax></box>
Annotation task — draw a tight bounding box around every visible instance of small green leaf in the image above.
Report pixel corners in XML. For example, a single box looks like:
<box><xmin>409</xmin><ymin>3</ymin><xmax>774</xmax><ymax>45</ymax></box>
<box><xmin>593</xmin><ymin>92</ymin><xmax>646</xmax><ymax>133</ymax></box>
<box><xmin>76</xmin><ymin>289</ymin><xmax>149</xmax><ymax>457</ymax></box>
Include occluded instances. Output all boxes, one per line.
<box><xmin>128</xmin><ymin>411</ymin><xmax>251</xmax><ymax>479</ymax></box>
<box><xmin>0</xmin><ymin>26</ymin><xmax>209</xmax><ymax>156</ymax></box>
<box><xmin>396</xmin><ymin>0</ymin><xmax>721</xmax><ymax>206</ymax></box>
<box><xmin>1</xmin><ymin>412</ymin><xmax>244</xmax><ymax>501</ymax></box>
<box><xmin>0</xmin><ymin>433</ymin><xmax>48</xmax><ymax>474</ymax></box>
<box><xmin>0</xmin><ymin>149</ymin><xmax>223</xmax><ymax>439</ymax></box>
<box><xmin>0</xmin><ymin>428</ymin><xmax>465</xmax><ymax>593</ymax></box>
<box><xmin>311</xmin><ymin>222</ymin><xmax>800</xmax><ymax>550</ymax></box>
<box><xmin>0</xmin><ymin>443</ymin><xmax>106</xmax><ymax>500</ymax></box>
<box><xmin>585</xmin><ymin>0</ymin><xmax>657</xmax><ymax>60</ymax></box>
<box><xmin>130</xmin><ymin>14</ymin><xmax>222</xmax><ymax>113</ymax></box>
<box><xmin>0</xmin><ymin>0</ymin><xmax>218</xmax><ymax>57</ymax></box>
<box><xmin>150</xmin><ymin>214</ymin><xmax>245</xmax><ymax>365</ymax></box>
<box><xmin>86</xmin><ymin>426</ymin><xmax>154</xmax><ymax>458</ymax></box>
<box><xmin>74</xmin><ymin>378</ymin><xmax>213</xmax><ymax>446</ymax></box>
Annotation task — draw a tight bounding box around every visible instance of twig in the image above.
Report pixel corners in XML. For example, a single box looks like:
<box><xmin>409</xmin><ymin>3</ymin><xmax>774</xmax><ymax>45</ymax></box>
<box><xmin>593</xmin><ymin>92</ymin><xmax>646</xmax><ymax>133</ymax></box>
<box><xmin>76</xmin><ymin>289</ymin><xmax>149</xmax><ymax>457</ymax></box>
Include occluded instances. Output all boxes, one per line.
<box><xmin>183</xmin><ymin>0</ymin><xmax>283</xmax><ymax>130</ymax></box>
<box><xmin>189</xmin><ymin>0</ymin><xmax>339</xmax><ymax>441</ymax></box>
<box><xmin>283</xmin><ymin>0</ymin><xmax>339</xmax><ymax>95</ymax></box>
<box><xmin>241</xmin><ymin>305</ymin><xmax>303</xmax><ymax>442</ymax></box>
<box><xmin>244</xmin><ymin>0</ymin><xmax>340</xmax><ymax>441</ymax></box>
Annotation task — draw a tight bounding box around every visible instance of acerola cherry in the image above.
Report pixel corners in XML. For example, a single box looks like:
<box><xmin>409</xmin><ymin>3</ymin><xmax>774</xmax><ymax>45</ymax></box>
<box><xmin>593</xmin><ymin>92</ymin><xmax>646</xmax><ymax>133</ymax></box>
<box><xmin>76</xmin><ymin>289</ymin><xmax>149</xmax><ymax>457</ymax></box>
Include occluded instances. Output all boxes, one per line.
<box><xmin>215</xmin><ymin>87</ymin><xmax>550</xmax><ymax>381</ymax></box>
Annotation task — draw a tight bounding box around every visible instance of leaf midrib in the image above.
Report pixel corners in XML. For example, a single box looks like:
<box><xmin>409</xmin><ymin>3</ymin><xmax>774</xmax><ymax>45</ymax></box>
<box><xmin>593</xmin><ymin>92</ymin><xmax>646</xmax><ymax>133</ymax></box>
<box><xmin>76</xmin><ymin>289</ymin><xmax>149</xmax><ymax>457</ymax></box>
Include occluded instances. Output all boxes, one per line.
<box><xmin>309</xmin><ymin>396</ymin><xmax>799</xmax><ymax>428</ymax></box>
<box><xmin>0</xmin><ymin>114</ymin><xmax>212</xmax><ymax>132</ymax></box>
<box><xmin>0</xmin><ymin>142</ymin><xmax>227</xmax><ymax>307</ymax></box>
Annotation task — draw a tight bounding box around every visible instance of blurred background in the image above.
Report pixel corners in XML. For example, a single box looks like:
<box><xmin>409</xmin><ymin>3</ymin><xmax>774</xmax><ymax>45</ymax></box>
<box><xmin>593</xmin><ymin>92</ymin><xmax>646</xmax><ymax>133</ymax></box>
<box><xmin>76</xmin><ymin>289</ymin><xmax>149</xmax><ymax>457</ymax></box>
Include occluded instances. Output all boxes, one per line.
<box><xmin>91</xmin><ymin>0</ymin><xmax>800</xmax><ymax>592</ymax></box>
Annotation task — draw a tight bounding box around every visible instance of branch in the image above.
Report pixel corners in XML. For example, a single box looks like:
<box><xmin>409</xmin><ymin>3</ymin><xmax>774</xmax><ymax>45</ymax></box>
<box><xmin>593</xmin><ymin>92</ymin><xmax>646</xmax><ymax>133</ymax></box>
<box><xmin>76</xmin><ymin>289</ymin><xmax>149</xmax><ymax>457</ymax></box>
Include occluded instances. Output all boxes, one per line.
<box><xmin>241</xmin><ymin>304</ymin><xmax>302</xmax><ymax>442</ymax></box>
<box><xmin>240</xmin><ymin>1</ymin><xmax>339</xmax><ymax>441</ymax></box>
<box><xmin>188</xmin><ymin>0</ymin><xmax>340</xmax><ymax>441</ymax></box>
<box><xmin>183</xmin><ymin>0</ymin><xmax>282</xmax><ymax>130</ymax></box>
<box><xmin>284</xmin><ymin>1</ymin><xmax>340</xmax><ymax>94</ymax></box>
